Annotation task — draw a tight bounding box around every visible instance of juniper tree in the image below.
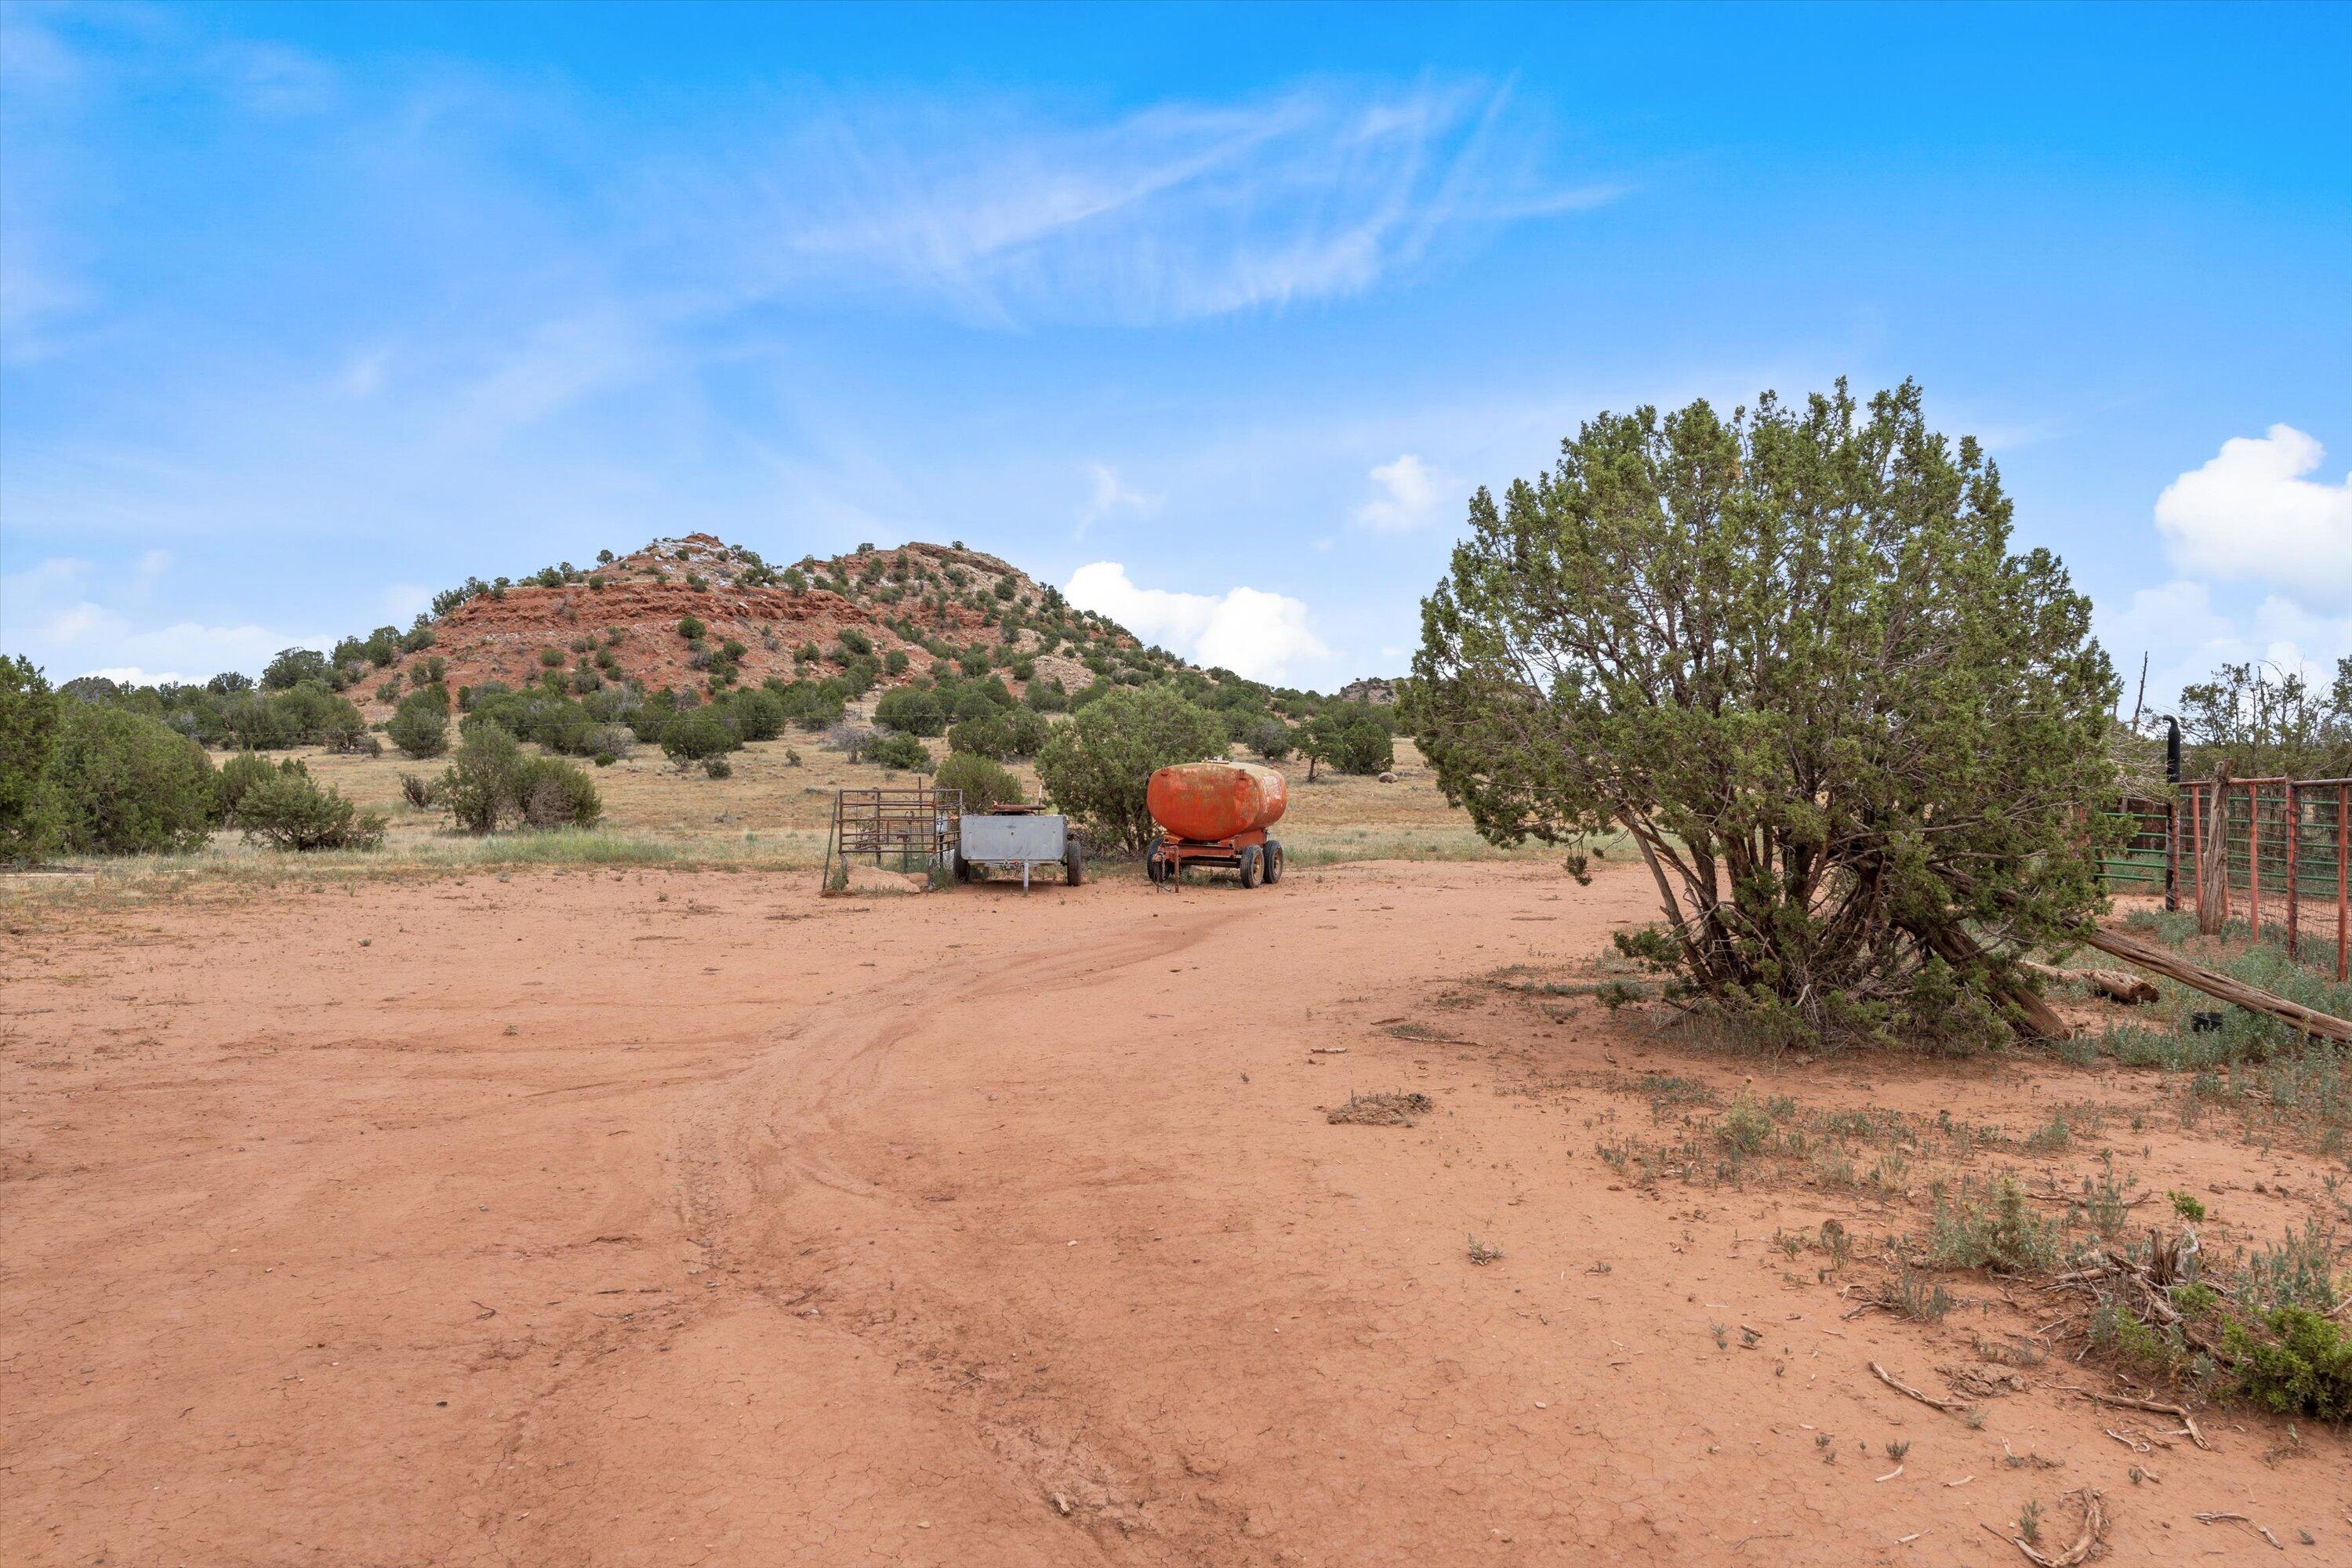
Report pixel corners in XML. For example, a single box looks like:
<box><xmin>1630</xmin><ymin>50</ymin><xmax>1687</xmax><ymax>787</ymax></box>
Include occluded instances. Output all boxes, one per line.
<box><xmin>1409</xmin><ymin>381</ymin><xmax>2120</xmax><ymax>1048</ymax></box>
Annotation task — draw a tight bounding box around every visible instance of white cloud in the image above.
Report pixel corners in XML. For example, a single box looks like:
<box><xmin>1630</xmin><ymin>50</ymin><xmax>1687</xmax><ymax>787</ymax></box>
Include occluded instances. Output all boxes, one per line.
<box><xmin>1076</xmin><ymin>463</ymin><xmax>1157</xmax><ymax>535</ymax></box>
<box><xmin>1353</xmin><ymin>452</ymin><xmax>1446</xmax><ymax>532</ymax></box>
<box><xmin>1065</xmin><ymin>561</ymin><xmax>1329</xmax><ymax>684</ymax></box>
<box><xmin>2</xmin><ymin>554</ymin><xmax>314</xmax><ymax>683</ymax></box>
<box><xmin>2154</xmin><ymin>424</ymin><xmax>2352</xmax><ymax>605</ymax></box>
<box><xmin>2096</xmin><ymin>577</ymin><xmax>2350</xmax><ymax>721</ymax></box>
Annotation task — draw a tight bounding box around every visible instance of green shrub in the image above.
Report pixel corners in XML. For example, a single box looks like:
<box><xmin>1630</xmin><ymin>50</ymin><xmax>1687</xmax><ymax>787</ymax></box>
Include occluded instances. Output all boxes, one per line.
<box><xmin>539</xmin><ymin>647</ymin><xmax>564</xmax><ymax>669</ymax></box>
<box><xmin>702</xmin><ymin>755</ymin><xmax>732</xmax><ymax>779</ymax></box>
<box><xmin>45</xmin><ymin>702</ymin><xmax>217</xmax><ymax>855</ymax></box>
<box><xmin>935</xmin><ymin>752</ymin><xmax>1022</xmax><ymax>811</ymax></box>
<box><xmin>1242</xmin><ymin>714</ymin><xmax>1294</xmax><ymax>762</ymax></box>
<box><xmin>215</xmin><ymin>751</ymin><xmax>281</xmax><ymax>823</ymax></box>
<box><xmin>2225</xmin><ymin>1308</ymin><xmax>2352</xmax><ymax>1421</ymax></box>
<box><xmin>437</xmin><ymin>726</ymin><xmax>601</xmax><ymax>832</ymax></box>
<box><xmin>438</xmin><ymin>726</ymin><xmax>528</xmax><ymax>833</ymax></box>
<box><xmin>839</xmin><ymin>627</ymin><xmax>873</xmax><ymax>656</ymax></box>
<box><xmin>884</xmin><ymin>649</ymin><xmax>909</xmax><ymax>676</ymax></box>
<box><xmin>1034</xmin><ymin>685</ymin><xmax>1229</xmax><ymax>855</ymax></box>
<box><xmin>948</xmin><ymin>706</ymin><xmax>1050</xmax><ymax>761</ymax></box>
<box><xmin>728</xmin><ymin>689</ymin><xmax>786</xmax><ymax>742</ymax></box>
<box><xmin>237</xmin><ymin>768</ymin><xmax>387</xmax><ymax>851</ymax></box>
<box><xmin>677</xmin><ymin>615</ymin><xmax>705</xmax><ymax>641</ymax></box>
<box><xmin>387</xmin><ymin>694</ymin><xmax>450</xmax><ymax>759</ymax></box>
<box><xmin>874</xmin><ymin>685</ymin><xmax>946</xmax><ymax>737</ymax></box>
<box><xmin>516</xmin><ymin>756</ymin><xmax>602</xmax><ymax>827</ymax></box>
<box><xmin>660</xmin><ymin>708</ymin><xmax>739</xmax><ymax>766</ymax></box>
<box><xmin>262</xmin><ymin>647</ymin><xmax>328</xmax><ymax>689</ymax></box>
<box><xmin>1</xmin><ymin>655</ymin><xmax>61</xmax><ymax>862</ymax></box>
<box><xmin>1024</xmin><ymin>676</ymin><xmax>1069</xmax><ymax>713</ymax></box>
<box><xmin>869</xmin><ymin>731</ymin><xmax>931</xmax><ymax>771</ymax></box>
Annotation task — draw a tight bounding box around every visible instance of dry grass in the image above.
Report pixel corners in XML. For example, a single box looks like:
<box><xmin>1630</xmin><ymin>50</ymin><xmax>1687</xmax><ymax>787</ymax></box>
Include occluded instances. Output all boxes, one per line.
<box><xmin>0</xmin><ymin>729</ymin><xmax>1569</xmax><ymax>906</ymax></box>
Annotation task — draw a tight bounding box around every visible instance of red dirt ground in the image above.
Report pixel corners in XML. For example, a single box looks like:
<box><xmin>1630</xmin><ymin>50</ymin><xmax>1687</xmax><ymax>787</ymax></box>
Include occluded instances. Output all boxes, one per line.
<box><xmin>4</xmin><ymin>859</ymin><xmax>2346</xmax><ymax>1566</ymax></box>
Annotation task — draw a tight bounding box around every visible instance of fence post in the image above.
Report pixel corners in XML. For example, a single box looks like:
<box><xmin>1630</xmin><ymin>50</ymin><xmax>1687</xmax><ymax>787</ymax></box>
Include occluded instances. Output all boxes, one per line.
<box><xmin>2339</xmin><ymin>784</ymin><xmax>2348</xmax><ymax>985</ymax></box>
<box><xmin>2249</xmin><ymin>784</ymin><xmax>2261</xmax><ymax>940</ymax></box>
<box><xmin>2190</xmin><ymin>784</ymin><xmax>2204</xmax><ymax>923</ymax></box>
<box><xmin>2286</xmin><ymin>782</ymin><xmax>2299</xmax><ymax>958</ymax></box>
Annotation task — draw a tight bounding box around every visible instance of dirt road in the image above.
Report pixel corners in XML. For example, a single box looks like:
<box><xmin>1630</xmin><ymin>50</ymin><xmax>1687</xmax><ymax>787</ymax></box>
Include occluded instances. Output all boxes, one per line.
<box><xmin>4</xmin><ymin>861</ymin><xmax>2343</xmax><ymax>1565</ymax></box>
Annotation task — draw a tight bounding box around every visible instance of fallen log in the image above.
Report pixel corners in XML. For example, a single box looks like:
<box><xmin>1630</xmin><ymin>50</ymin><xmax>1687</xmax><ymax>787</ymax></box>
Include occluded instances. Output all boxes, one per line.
<box><xmin>2021</xmin><ymin>960</ymin><xmax>2159</xmax><ymax>1005</ymax></box>
<box><xmin>1922</xmin><ymin>924</ymin><xmax>2071</xmax><ymax>1041</ymax></box>
<box><xmin>2077</xmin><ymin>927</ymin><xmax>2352</xmax><ymax>1044</ymax></box>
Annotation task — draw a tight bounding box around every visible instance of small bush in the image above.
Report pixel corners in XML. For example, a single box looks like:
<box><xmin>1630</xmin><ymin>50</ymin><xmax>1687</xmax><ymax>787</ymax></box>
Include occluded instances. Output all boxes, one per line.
<box><xmin>873</xmin><ymin>686</ymin><xmax>946</xmax><ymax>737</ymax></box>
<box><xmin>399</xmin><ymin>772</ymin><xmax>435</xmax><ymax>808</ymax></box>
<box><xmin>2225</xmin><ymin>1308</ymin><xmax>2352</xmax><ymax>1421</ymax></box>
<box><xmin>677</xmin><ymin>615</ymin><xmax>706</xmax><ymax>641</ymax></box>
<box><xmin>438</xmin><ymin>726</ymin><xmax>528</xmax><ymax>833</ymax></box>
<box><xmin>702</xmin><ymin>755</ymin><xmax>732</xmax><ymax>779</ymax></box>
<box><xmin>935</xmin><ymin>751</ymin><xmax>1023</xmax><ymax>811</ymax></box>
<box><xmin>728</xmin><ymin>688</ymin><xmax>786</xmax><ymax>742</ymax></box>
<box><xmin>517</xmin><ymin>756</ymin><xmax>602</xmax><ymax>827</ymax></box>
<box><xmin>869</xmin><ymin>731</ymin><xmax>931</xmax><ymax>771</ymax></box>
<box><xmin>387</xmin><ymin>696</ymin><xmax>450</xmax><ymax>759</ymax></box>
<box><xmin>215</xmin><ymin>750</ymin><xmax>281</xmax><ymax>824</ymax></box>
<box><xmin>539</xmin><ymin>648</ymin><xmax>564</xmax><ymax>669</ymax></box>
<box><xmin>660</xmin><ymin>708</ymin><xmax>739</xmax><ymax>766</ymax></box>
<box><xmin>238</xmin><ymin>768</ymin><xmax>387</xmax><ymax>851</ymax></box>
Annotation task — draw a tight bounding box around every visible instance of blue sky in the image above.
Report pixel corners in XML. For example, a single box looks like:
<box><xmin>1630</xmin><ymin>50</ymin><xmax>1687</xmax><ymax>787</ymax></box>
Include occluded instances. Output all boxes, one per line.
<box><xmin>2</xmin><ymin>2</ymin><xmax>2347</xmax><ymax>702</ymax></box>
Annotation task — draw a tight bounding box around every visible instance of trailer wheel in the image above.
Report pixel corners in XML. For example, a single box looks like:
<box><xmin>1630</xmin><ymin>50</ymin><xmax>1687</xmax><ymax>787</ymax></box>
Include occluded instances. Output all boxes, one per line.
<box><xmin>1063</xmin><ymin>841</ymin><xmax>1085</xmax><ymax>887</ymax></box>
<box><xmin>1237</xmin><ymin>845</ymin><xmax>1261</xmax><ymax>889</ymax></box>
<box><xmin>1146</xmin><ymin>836</ymin><xmax>1171</xmax><ymax>885</ymax></box>
<box><xmin>1264</xmin><ymin>840</ymin><xmax>1283</xmax><ymax>884</ymax></box>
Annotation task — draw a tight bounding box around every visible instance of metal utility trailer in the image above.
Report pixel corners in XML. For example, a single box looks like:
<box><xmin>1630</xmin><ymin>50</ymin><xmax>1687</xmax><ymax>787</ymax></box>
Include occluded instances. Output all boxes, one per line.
<box><xmin>956</xmin><ymin>807</ymin><xmax>1083</xmax><ymax>888</ymax></box>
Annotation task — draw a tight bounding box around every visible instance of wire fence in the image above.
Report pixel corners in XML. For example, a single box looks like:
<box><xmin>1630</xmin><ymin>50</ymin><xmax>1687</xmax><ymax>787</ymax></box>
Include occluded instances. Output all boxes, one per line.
<box><xmin>2167</xmin><ymin>777</ymin><xmax>2352</xmax><ymax>982</ymax></box>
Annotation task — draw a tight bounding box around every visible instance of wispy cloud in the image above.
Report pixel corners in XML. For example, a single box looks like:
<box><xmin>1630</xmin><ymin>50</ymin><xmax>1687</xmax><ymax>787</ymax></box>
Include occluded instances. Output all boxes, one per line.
<box><xmin>1076</xmin><ymin>463</ymin><xmax>1159</xmax><ymax>536</ymax></box>
<box><xmin>656</xmin><ymin>78</ymin><xmax>1621</xmax><ymax>328</ymax></box>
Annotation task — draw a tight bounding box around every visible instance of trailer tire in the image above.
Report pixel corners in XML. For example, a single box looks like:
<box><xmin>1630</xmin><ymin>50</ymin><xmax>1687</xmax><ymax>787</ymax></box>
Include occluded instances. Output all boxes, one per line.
<box><xmin>1237</xmin><ymin>845</ymin><xmax>1261</xmax><ymax>889</ymax></box>
<box><xmin>1064</xmin><ymin>841</ymin><xmax>1084</xmax><ymax>887</ymax></box>
<box><xmin>1146</xmin><ymin>836</ymin><xmax>1171</xmax><ymax>885</ymax></box>
<box><xmin>1264</xmin><ymin>840</ymin><xmax>1283</xmax><ymax>884</ymax></box>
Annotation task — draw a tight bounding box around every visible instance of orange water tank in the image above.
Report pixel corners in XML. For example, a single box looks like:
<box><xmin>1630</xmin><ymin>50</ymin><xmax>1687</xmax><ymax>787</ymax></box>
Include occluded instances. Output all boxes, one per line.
<box><xmin>1147</xmin><ymin>760</ymin><xmax>1288</xmax><ymax>843</ymax></box>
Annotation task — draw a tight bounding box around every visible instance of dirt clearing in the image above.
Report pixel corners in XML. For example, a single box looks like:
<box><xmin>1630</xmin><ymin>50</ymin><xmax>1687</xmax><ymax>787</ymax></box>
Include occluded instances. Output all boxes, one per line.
<box><xmin>4</xmin><ymin>858</ymin><xmax>2345</xmax><ymax>1565</ymax></box>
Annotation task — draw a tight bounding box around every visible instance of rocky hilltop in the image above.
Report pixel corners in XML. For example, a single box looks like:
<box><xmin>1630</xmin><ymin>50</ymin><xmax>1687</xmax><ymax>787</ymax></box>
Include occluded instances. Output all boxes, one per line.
<box><xmin>379</xmin><ymin>535</ymin><xmax>1127</xmax><ymax>711</ymax></box>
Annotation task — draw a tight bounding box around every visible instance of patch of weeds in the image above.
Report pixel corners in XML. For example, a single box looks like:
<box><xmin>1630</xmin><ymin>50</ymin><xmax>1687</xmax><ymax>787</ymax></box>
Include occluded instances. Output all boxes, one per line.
<box><xmin>2227</xmin><ymin>1218</ymin><xmax>2344</xmax><ymax>1317</ymax></box>
<box><xmin>2169</xmin><ymin>1189</ymin><xmax>2208</xmax><ymax>1222</ymax></box>
<box><xmin>1926</xmin><ymin>1174</ymin><xmax>2060</xmax><ymax>1274</ymax></box>
<box><xmin>1889</xmin><ymin>1263</ymin><xmax>1952</xmax><ymax>1323</ymax></box>
<box><xmin>1715</xmin><ymin>1091</ymin><xmax>1777</xmax><ymax>1154</ymax></box>
<box><xmin>1465</xmin><ymin>1234</ymin><xmax>1502</xmax><ymax>1266</ymax></box>
<box><xmin>2023</xmin><ymin>1109</ymin><xmax>2074</xmax><ymax>1154</ymax></box>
